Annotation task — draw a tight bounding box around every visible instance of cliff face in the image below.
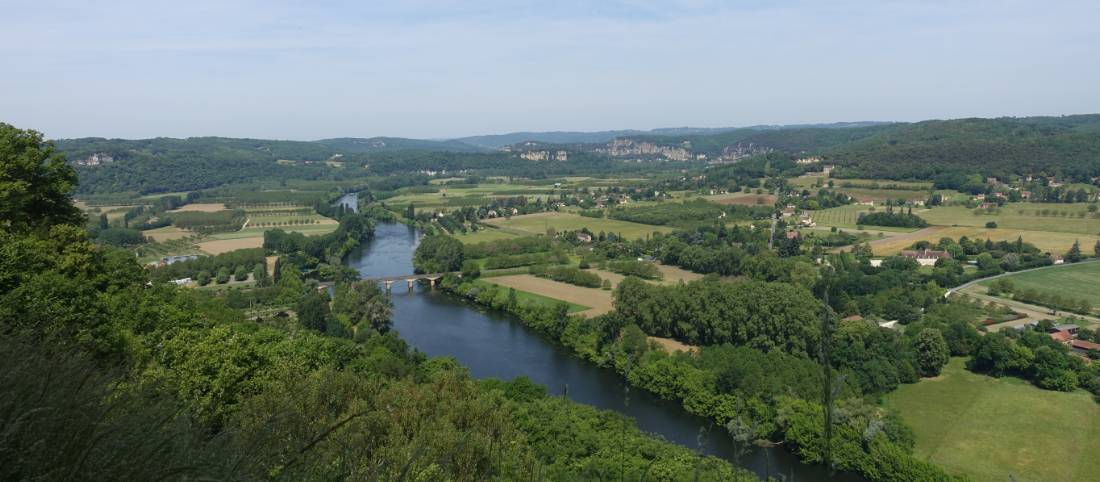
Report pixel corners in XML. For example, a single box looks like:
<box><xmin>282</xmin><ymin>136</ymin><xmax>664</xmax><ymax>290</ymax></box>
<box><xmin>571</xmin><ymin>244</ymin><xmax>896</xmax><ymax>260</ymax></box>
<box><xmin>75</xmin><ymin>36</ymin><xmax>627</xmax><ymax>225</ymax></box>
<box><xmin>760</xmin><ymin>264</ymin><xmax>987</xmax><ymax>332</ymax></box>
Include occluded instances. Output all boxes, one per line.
<box><xmin>602</xmin><ymin>139</ymin><xmax>694</xmax><ymax>161</ymax></box>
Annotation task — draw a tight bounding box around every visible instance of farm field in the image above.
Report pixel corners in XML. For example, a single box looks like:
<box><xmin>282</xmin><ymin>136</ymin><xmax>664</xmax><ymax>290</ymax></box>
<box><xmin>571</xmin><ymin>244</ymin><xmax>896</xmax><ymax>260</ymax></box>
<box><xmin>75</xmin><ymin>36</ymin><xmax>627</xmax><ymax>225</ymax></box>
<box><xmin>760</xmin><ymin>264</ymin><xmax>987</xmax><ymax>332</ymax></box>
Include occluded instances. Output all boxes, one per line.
<box><xmin>143</xmin><ymin>225</ymin><xmax>193</xmax><ymax>242</ymax></box>
<box><xmin>209</xmin><ymin>221</ymin><xmax>337</xmax><ymax>240</ymax></box>
<box><xmin>979</xmin><ymin>261</ymin><xmax>1100</xmax><ymax>307</ymax></box>
<box><xmin>885</xmin><ymin>358</ymin><xmax>1100</xmax><ymax>482</ymax></box>
<box><xmin>790</xmin><ymin>175</ymin><xmax>933</xmax><ymax>190</ymax></box>
<box><xmin>482</xmin><ymin>211</ymin><xmax>673</xmax><ymax>240</ymax></box>
<box><xmin>811</xmin><ymin>204</ymin><xmax>918</xmax><ymax>231</ymax></box>
<box><xmin>453</xmin><ymin>228</ymin><xmax>521</xmax><ymax>244</ymax></box>
<box><xmin>918</xmin><ymin>203</ymin><xmax>1100</xmax><ymax>236</ymax></box>
<box><xmin>470</xmin><ymin>279</ymin><xmax>589</xmax><ymax>313</ymax></box>
<box><xmin>836</xmin><ymin>187</ymin><xmax>934</xmax><ymax>202</ymax></box>
<box><xmin>703</xmin><ymin>192</ymin><xmax>777</xmax><ymax>206</ymax></box>
<box><xmin>864</xmin><ymin>226</ymin><xmax>1100</xmax><ymax>256</ymax></box>
<box><xmin>168</xmin><ymin>203</ymin><xmax>227</xmax><ymax>213</ymax></box>
<box><xmin>197</xmin><ymin>237</ymin><xmax>264</xmax><ymax>255</ymax></box>
<box><xmin>589</xmin><ymin>264</ymin><xmax>703</xmax><ymax>288</ymax></box>
<box><xmin>386</xmin><ymin>183</ymin><xmax>561</xmax><ymax>212</ymax></box>
<box><xmin>482</xmin><ymin>274</ymin><xmax>612</xmax><ymax>317</ymax></box>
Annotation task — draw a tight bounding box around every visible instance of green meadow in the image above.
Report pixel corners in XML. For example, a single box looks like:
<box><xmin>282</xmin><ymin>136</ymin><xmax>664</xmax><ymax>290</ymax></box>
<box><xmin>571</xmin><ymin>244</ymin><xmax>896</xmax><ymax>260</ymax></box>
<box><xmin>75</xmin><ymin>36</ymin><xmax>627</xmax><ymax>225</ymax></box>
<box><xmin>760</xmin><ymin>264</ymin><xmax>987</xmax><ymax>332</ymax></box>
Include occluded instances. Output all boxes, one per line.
<box><xmin>885</xmin><ymin>358</ymin><xmax>1100</xmax><ymax>482</ymax></box>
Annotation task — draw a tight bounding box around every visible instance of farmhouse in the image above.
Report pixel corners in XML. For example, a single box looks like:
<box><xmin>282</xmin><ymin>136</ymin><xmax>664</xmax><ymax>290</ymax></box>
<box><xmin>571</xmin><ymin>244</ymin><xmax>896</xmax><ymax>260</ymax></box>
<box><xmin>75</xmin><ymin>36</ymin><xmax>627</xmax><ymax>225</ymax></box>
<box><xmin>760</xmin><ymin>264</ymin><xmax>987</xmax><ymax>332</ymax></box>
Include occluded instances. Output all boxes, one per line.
<box><xmin>1050</xmin><ymin>330</ymin><xmax>1073</xmax><ymax>343</ymax></box>
<box><xmin>1071</xmin><ymin>339</ymin><xmax>1100</xmax><ymax>354</ymax></box>
<box><xmin>160</xmin><ymin>254</ymin><xmax>200</xmax><ymax>266</ymax></box>
<box><xmin>1051</xmin><ymin>323</ymin><xmax>1079</xmax><ymax>335</ymax></box>
<box><xmin>900</xmin><ymin>249</ymin><xmax>951</xmax><ymax>266</ymax></box>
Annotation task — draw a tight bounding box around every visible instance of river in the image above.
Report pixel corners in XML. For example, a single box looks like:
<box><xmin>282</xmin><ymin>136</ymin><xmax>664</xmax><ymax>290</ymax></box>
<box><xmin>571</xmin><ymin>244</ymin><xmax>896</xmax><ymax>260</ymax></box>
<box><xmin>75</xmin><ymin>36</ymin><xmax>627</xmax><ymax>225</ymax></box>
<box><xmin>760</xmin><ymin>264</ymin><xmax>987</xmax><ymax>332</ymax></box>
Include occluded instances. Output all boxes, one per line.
<box><xmin>345</xmin><ymin>221</ymin><xmax>858</xmax><ymax>481</ymax></box>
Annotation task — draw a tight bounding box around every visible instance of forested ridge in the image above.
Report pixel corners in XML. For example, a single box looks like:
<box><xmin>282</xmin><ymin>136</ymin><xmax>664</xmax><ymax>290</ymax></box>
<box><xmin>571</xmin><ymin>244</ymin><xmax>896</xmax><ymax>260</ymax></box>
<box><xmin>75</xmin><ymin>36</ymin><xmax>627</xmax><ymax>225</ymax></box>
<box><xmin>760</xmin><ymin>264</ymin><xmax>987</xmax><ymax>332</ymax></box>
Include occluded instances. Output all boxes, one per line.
<box><xmin>60</xmin><ymin>114</ymin><xmax>1100</xmax><ymax>197</ymax></box>
<box><xmin>823</xmin><ymin>115</ymin><xmax>1100</xmax><ymax>180</ymax></box>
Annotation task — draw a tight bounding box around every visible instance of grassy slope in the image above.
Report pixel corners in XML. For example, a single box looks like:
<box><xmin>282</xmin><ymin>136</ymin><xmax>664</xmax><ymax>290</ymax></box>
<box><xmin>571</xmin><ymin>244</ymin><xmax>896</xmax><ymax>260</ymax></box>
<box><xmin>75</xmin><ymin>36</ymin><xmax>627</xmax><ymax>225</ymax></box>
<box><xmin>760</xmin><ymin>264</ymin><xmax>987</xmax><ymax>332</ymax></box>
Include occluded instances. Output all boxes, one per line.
<box><xmin>979</xmin><ymin>261</ymin><xmax>1100</xmax><ymax>306</ymax></box>
<box><xmin>884</xmin><ymin>358</ymin><xmax>1100</xmax><ymax>482</ymax></box>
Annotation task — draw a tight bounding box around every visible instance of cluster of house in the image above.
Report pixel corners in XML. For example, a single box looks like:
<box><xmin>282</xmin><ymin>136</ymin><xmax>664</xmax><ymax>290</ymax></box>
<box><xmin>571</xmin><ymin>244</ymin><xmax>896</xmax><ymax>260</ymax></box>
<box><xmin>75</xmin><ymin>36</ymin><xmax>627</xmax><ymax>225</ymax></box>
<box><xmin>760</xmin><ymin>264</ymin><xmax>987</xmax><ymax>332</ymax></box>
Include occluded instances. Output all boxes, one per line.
<box><xmin>156</xmin><ymin>254</ymin><xmax>201</xmax><ymax>267</ymax></box>
<box><xmin>780</xmin><ymin>205</ymin><xmax>816</xmax><ymax>227</ymax></box>
<box><xmin>74</xmin><ymin>152</ymin><xmax>114</xmax><ymax>167</ymax></box>
<box><xmin>518</xmin><ymin>150</ymin><xmax>569</xmax><ymax>161</ymax></box>
<box><xmin>899</xmin><ymin>249</ymin><xmax>952</xmax><ymax>266</ymax></box>
<box><xmin>1046</xmin><ymin>323</ymin><xmax>1100</xmax><ymax>358</ymax></box>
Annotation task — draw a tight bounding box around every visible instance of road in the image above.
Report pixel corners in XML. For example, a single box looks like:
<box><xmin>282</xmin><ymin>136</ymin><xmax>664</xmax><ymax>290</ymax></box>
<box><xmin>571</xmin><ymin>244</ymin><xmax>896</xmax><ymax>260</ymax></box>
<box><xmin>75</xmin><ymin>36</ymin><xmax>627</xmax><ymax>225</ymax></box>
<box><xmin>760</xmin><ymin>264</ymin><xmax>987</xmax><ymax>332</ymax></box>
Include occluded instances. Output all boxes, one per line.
<box><xmin>946</xmin><ymin>259</ymin><xmax>1100</xmax><ymax>330</ymax></box>
<box><xmin>947</xmin><ymin>258</ymin><xmax>1100</xmax><ymax>295</ymax></box>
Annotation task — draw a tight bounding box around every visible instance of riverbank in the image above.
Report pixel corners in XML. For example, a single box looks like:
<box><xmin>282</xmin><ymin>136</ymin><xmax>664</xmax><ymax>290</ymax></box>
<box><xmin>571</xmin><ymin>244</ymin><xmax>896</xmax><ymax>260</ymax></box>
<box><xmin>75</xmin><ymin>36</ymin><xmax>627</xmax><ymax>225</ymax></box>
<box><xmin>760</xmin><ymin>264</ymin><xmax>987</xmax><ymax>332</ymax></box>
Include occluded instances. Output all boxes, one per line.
<box><xmin>348</xmin><ymin>223</ymin><xmax>846</xmax><ymax>480</ymax></box>
<box><xmin>438</xmin><ymin>273</ymin><xmax>958</xmax><ymax>482</ymax></box>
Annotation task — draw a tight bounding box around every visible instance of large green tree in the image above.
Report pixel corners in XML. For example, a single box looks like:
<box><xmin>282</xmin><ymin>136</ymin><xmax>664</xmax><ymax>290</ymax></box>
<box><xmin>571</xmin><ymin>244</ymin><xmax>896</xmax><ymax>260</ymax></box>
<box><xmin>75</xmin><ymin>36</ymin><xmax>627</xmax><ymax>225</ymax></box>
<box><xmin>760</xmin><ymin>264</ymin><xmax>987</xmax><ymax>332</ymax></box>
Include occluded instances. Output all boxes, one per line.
<box><xmin>0</xmin><ymin>124</ymin><xmax>83</xmax><ymax>231</ymax></box>
<box><xmin>332</xmin><ymin>280</ymin><xmax>393</xmax><ymax>336</ymax></box>
<box><xmin>412</xmin><ymin>234</ymin><xmax>464</xmax><ymax>273</ymax></box>
<box><xmin>913</xmin><ymin>328</ymin><xmax>949</xmax><ymax>377</ymax></box>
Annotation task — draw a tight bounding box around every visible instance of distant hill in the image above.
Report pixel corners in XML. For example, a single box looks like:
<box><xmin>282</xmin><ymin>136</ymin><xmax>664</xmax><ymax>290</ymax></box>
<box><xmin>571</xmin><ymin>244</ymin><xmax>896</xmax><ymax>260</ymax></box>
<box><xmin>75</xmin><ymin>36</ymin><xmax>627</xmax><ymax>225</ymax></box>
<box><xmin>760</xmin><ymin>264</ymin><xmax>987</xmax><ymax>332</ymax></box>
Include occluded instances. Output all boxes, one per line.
<box><xmin>313</xmin><ymin>137</ymin><xmax>485</xmax><ymax>153</ymax></box>
<box><xmin>455</xmin><ymin>130</ymin><xmax>652</xmax><ymax>149</ymax></box>
<box><xmin>55</xmin><ymin>136</ymin><xmax>342</xmax><ymax>194</ymax></box>
<box><xmin>455</xmin><ymin>122</ymin><xmax>890</xmax><ymax>149</ymax></box>
<box><xmin>614</xmin><ymin>124</ymin><xmax>897</xmax><ymax>157</ymax></box>
<box><xmin>822</xmin><ymin>115</ymin><xmax>1100</xmax><ymax>181</ymax></box>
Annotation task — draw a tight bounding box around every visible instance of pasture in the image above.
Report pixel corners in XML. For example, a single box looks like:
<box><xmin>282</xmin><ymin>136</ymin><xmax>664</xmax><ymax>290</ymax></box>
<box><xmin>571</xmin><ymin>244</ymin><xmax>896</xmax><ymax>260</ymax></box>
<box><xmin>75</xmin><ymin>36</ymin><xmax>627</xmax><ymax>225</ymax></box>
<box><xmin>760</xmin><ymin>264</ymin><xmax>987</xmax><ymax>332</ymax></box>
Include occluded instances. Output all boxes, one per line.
<box><xmin>864</xmin><ymin>226</ymin><xmax>1100</xmax><ymax>256</ymax></box>
<box><xmin>811</xmin><ymin>205</ymin><xmax>917</xmax><ymax>232</ymax></box>
<box><xmin>885</xmin><ymin>358</ymin><xmax>1100</xmax><ymax>482</ymax></box>
<box><xmin>979</xmin><ymin>261</ymin><xmax>1100</xmax><ymax>307</ymax></box>
<box><xmin>918</xmin><ymin>203</ymin><xmax>1100</xmax><ymax>236</ymax></box>
<box><xmin>482</xmin><ymin>211</ymin><xmax>673</xmax><ymax>240</ymax></box>
<box><xmin>453</xmin><ymin>228</ymin><xmax>521</xmax><ymax>244</ymax></box>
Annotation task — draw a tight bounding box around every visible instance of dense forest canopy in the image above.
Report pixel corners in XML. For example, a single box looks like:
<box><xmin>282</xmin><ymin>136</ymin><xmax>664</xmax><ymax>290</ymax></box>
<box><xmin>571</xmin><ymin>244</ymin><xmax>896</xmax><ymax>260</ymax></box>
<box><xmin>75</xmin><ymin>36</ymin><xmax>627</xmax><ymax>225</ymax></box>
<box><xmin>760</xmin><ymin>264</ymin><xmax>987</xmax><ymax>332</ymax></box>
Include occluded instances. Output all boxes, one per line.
<box><xmin>824</xmin><ymin>115</ymin><xmax>1100</xmax><ymax>181</ymax></box>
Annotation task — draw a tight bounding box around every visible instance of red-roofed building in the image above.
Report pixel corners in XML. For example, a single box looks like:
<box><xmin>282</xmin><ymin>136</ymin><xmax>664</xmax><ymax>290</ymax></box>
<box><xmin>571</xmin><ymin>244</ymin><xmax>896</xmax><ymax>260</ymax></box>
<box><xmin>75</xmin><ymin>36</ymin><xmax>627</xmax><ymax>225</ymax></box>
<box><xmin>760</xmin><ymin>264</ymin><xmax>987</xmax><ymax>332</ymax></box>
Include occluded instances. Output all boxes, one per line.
<box><xmin>1071</xmin><ymin>339</ymin><xmax>1100</xmax><ymax>352</ymax></box>
<box><xmin>1050</xmin><ymin>331</ymin><xmax>1073</xmax><ymax>343</ymax></box>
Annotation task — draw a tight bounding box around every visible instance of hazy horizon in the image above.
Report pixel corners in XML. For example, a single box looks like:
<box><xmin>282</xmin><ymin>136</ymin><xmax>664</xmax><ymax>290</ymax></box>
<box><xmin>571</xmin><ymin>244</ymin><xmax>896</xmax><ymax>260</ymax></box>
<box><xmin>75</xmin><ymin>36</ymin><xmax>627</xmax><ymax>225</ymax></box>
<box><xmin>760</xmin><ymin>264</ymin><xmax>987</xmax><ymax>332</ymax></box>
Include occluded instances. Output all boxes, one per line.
<box><xmin>4</xmin><ymin>0</ymin><xmax>1099</xmax><ymax>141</ymax></box>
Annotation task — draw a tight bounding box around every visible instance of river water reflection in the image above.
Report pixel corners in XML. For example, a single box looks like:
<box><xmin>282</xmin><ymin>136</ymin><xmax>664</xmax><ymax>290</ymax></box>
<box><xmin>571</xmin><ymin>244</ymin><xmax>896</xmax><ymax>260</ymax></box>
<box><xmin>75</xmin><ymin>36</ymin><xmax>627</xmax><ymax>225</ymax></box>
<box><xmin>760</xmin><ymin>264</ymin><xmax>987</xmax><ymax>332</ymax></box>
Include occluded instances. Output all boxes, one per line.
<box><xmin>346</xmin><ymin>222</ymin><xmax>860</xmax><ymax>481</ymax></box>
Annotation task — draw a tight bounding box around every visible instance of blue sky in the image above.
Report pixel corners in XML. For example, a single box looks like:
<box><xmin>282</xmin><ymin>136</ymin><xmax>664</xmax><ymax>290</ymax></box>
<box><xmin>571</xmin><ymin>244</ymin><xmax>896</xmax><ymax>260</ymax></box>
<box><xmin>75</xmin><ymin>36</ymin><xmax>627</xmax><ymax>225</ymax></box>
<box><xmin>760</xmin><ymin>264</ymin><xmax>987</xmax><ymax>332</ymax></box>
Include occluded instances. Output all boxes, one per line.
<box><xmin>2</xmin><ymin>0</ymin><xmax>1098</xmax><ymax>140</ymax></box>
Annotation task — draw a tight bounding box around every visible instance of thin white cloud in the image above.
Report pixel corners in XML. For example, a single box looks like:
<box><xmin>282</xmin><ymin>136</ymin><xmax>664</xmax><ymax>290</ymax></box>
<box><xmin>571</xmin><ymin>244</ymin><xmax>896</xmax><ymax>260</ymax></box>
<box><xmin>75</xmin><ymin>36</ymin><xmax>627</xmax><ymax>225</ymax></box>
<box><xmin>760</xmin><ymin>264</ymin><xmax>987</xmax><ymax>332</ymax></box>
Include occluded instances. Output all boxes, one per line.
<box><xmin>1</xmin><ymin>0</ymin><xmax>1097</xmax><ymax>139</ymax></box>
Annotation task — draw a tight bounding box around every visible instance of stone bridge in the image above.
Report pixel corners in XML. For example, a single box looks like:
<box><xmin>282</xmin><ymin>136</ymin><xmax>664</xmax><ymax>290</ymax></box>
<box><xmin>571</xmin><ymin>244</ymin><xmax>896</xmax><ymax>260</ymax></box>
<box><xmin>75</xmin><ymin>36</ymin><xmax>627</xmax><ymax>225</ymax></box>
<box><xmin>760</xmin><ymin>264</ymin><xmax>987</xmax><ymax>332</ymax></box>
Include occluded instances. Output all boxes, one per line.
<box><xmin>319</xmin><ymin>273</ymin><xmax>454</xmax><ymax>293</ymax></box>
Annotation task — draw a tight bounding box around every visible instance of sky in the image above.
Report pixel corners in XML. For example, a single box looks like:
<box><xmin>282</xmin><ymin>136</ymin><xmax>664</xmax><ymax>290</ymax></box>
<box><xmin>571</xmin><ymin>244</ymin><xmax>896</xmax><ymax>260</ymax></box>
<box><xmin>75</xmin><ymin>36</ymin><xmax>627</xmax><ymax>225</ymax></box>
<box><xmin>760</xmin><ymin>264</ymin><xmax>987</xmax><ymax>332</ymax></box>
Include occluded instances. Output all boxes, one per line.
<box><xmin>2</xmin><ymin>0</ymin><xmax>1099</xmax><ymax>140</ymax></box>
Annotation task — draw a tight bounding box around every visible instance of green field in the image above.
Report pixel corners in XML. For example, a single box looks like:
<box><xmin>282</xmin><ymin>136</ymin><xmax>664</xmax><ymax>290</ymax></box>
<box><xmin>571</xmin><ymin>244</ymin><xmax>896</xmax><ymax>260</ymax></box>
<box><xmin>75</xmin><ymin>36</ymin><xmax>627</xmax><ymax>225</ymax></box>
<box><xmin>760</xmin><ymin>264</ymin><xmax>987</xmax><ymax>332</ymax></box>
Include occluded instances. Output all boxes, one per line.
<box><xmin>885</xmin><ymin>358</ymin><xmax>1100</xmax><ymax>481</ymax></box>
<box><xmin>209</xmin><ymin>223</ymin><xmax>338</xmax><ymax>240</ymax></box>
<box><xmin>483</xmin><ymin>212</ymin><xmax>673</xmax><ymax>240</ymax></box>
<box><xmin>471</xmin><ymin>280</ymin><xmax>589</xmax><ymax>313</ymax></box>
<box><xmin>386</xmin><ymin>183</ymin><xmax>561</xmax><ymax>212</ymax></box>
<box><xmin>453</xmin><ymin>228</ymin><xmax>522</xmax><ymax>244</ymax></box>
<box><xmin>919</xmin><ymin>203</ymin><xmax>1100</xmax><ymax>236</ymax></box>
<box><xmin>979</xmin><ymin>261</ymin><xmax>1100</xmax><ymax>306</ymax></box>
<box><xmin>811</xmin><ymin>204</ymin><xmax>918</xmax><ymax>232</ymax></box>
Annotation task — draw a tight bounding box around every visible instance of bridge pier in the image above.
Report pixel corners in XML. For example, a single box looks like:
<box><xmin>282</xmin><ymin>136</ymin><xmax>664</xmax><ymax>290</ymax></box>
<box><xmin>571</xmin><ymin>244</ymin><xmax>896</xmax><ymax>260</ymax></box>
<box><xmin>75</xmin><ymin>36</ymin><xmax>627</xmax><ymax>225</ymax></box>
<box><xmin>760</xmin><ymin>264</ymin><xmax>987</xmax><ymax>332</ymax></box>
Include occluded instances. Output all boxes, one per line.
<box><xmin>407</xmin><ymin>279</ymin><xmax>415</xmax><ymax>291</ymax></box>
<box><xmin>384</xmin><ymin>280</ymin><xmax>393</xmax><ymax>291</ymax></box>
